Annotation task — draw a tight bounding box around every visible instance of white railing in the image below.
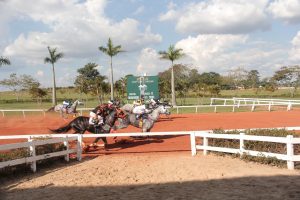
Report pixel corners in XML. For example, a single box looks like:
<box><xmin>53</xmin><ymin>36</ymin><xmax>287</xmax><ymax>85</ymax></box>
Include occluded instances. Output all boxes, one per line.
<box><xmin>210</xmin><ymin>97</ymin><xmax>300</xmax><ymax>112</ymax></box>
<box><xmin>2</xmin><ymin>97</ymin><xmax>300</xmax><ymax>117</ymax></box>
<box><xmin>190</xmin><ymin>128</ymin><xmax>300</xmax><ymax>170</ymax></box>
<box><xmin>0</xmin><ymin>134</ymin><xmax>79</xmax><ymax>172</ymax></box>
<box><xmin>1</xmin><ymin>127</ymin><xmax>300</xmax><ymax>172</ymax></box>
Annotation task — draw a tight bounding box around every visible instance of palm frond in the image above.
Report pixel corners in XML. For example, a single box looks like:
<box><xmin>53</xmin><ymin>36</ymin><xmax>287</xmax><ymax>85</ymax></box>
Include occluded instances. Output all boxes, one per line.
<box><xmin>0</xmin><ymin>57</ymin><xmax>11</xmax><ymax>66</ymax></box>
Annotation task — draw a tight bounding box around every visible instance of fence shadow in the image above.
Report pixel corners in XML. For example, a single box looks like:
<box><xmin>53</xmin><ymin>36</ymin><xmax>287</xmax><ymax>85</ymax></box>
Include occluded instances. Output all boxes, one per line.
<box><xmin>2</xmin><ymin>175</ymin><xmax>300</xmax><ymax>200</ymax></box>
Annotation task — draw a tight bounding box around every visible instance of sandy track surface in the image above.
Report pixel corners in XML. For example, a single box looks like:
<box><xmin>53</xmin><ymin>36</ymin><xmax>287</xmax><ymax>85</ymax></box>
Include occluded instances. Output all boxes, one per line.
<box><xmin>1</xmin><ymin>153</ymin><xmax>300</xmax><ymax>200</ymax></box>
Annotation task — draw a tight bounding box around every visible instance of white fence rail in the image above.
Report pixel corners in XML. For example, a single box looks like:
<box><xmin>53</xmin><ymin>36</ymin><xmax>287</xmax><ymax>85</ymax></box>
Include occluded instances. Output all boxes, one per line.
<box><xmin>0</xmin><ymin>135</ymin><xmax>78</xmax><ymax>172</ymax></box>
<box><xmin>1</xmin><ymin>127</ymin><xmax>300</xmax><ymax>172</ymax></box>
<box><xmin>191</xmin><ymin>130</ymin><xmax>300</xmax><ymax>170</ymax></box>
<box><xmin>2</xmin><ymin>97</ymin><xmax>300</xmax><ymax>116</ymax></box>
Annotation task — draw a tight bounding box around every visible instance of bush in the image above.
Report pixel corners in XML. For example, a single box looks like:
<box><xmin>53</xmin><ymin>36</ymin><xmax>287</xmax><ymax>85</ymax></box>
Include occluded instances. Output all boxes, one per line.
<box><xmin>203</xmin><ymin>128</ymin><xmax>299</xmax><ymax>167</ymax></box>
<box><xmin>0</xmin><ymin>137</ymin><xmax>67</xmax><ymax>176</ymax></box>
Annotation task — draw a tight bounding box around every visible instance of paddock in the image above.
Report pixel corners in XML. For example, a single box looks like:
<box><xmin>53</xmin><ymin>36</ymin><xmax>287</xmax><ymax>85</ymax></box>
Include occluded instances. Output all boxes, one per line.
<box><xmin>1</xmin><ymin>111</ymin><xmax>300</xmax><ymax>199</ymax></box>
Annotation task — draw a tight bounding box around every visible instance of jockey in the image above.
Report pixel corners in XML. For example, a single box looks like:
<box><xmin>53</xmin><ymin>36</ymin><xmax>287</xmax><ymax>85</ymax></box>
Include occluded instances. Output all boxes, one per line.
<box><xmin>62</xmin><ymin>100</ymin><xmax>71</xmax><ymax>109</ymax></box>
<box><xmin>132</xmin><ymin>102</ymin><xmax>151</xmax><ymax>120</ymax></box>
<box><xmin>89</xmin><ymin>100</ymin><xmax>115</xmax><ymax>126</ymax></box>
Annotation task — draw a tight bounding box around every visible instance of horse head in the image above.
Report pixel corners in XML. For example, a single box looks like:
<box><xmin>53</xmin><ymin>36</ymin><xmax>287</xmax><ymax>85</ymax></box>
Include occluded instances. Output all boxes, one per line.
<box><xmin>155</xmin><ymin>104</ymin><xmax>170</xmax><ymax>115</ymax></box>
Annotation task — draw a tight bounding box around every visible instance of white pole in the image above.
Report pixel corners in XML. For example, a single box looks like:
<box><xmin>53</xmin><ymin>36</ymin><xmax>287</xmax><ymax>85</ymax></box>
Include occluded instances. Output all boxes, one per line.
<box><xmin>77</xmin><ymin>134</ymin><xmax>83</xmax><ymax>161</ymax></box>
<box><xmin>286</xmin><ymin>135</ymin><xmax>294</xmax><ymax>170</ymax></box>
<box><xmin>190</xmin><ymin>132</ymin><xmax>196</xmax><ymax>156</ymax></box>
<box><xmin>240</xmin><ymin>132</ymin><xmax>245</xmax><ymax>158</ymax></box>
<box><xmin>203</xmin><ymin>136</ymin><xmax>208</xmax><ymax>155</ymax></box>
<box><xmin>28</xmin><ymin>137</ymin><xmax>37</xmax><ymax>172</ymax></box>
<box><xmin>64</xmin><ymin>135</ymin><xmax>70</xmax><ymax>162</ymax></box>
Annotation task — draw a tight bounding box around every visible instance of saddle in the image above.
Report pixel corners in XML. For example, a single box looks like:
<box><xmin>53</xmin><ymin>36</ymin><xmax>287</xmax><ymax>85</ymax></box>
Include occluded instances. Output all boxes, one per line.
<box><xmin>136</xmin><ymin>113</ymin><xmax>148</xmax><ymax>128</ymax></box>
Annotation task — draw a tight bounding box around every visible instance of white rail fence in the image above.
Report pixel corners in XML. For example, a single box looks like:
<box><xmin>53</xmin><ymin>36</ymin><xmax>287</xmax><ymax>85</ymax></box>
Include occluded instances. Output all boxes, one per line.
<box><xmin>1</xmin><ymin>127</ymin><xmax>300</xmax><ymax>172</ymax></box>
<box><xmin>2</xmin><ymin>97</ymin><xmax>300</xmax><ymax>116</ymax></box>
<box><xmin>210</xmin><ymin>97</ymin><xmax>300</xmax><ymax>112</ymax></box>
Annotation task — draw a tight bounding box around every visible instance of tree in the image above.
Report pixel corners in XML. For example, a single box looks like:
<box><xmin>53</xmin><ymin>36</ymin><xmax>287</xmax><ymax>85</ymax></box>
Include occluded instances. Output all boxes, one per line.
<box><xmin>245</xmin><ymin>70</ymin><xmax>260</xmax><ymax>89</ymax></box>
<box><xmin>272</xmin><ymin>66</ymin><xmax>300</xmax><ymax>97</ymax></box>
<box><xmin>199</xmin><ymin>72</ymin><xmax>221</xmax><ymax>86</ymax></box>
<box><xmin>158</xmin><ymin>64</ymin><xmax>190</xmax><ymax>101</ymax></box>
<box><xmin>74</xmin><ymin>63</ymin><xmax>107</xmax><ymax>102</ymax></box>
<box><xmin>227</xmin><ymin>67</ymin><xmax>248</xmax><ymax>89</ymax></box>
<box><xmin>44</xmin><ymin>46</ymin><xmax>64</xmax><ymax>106</ymax></box>
<box><xmin>159</xmin><ymin>45</ymin><xmax>184</xmax><ymax>106</ymax></box>
<box><xmin>115</xmin><ymin>75</ymin><xmax>130</xmax><ymax>98</ymax></box>
<box><xmin>0</xmin><ymin>73</ymin><xmax>40</xmax><ymax>101</ymax></box>
<box><xmin>98</xmin><ymin>38</ymin><xmax>123</xmax><ymax>100</ymax></box>
<box><xmin>0</xmin><ymin>56</ymin><xmax>10</xmax><ymax>66</ymax></box>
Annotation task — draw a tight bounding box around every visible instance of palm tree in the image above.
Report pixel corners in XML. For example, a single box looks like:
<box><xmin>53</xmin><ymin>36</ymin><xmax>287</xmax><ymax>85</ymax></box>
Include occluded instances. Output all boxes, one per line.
<box><xmin>44</xmin><ymin>46</ymin><xmax>64</xmax><ymax>106</ymax></box>
<box><xmin>98</xmin><ymin>38</ymin><xmax>123</xmax><ymax>100</ymax></box>
<box><xmin>159</xmin><ymin>45</ymin><xmax>184</xmax><ymax>106</ymax></box>
<box><xmin>0</xmin><ymin>56</ymin><xmax>11</xmax><ymax>66</ymax></box>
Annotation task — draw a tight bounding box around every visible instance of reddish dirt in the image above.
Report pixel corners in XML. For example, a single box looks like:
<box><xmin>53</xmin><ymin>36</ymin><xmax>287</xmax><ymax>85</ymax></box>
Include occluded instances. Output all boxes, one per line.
<box><xmin>1</xmin><ymin>110</ymin><xmax>300</xmax><ymax>155</ymax></box>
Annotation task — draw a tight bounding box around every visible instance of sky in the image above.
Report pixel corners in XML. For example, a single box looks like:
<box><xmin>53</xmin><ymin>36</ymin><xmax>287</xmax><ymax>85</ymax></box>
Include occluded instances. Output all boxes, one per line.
<box><xmin>1</xmin><ymin>0</ymin><xmax>300</xmax><ymax>90</ymax></box>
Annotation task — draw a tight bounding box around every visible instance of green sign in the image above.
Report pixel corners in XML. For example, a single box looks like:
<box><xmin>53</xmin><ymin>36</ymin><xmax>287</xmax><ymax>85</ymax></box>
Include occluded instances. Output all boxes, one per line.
<box><xmin>127</xmin><ymin>76</ymin><xmax>159</xmax><ymax>100</ymax></box>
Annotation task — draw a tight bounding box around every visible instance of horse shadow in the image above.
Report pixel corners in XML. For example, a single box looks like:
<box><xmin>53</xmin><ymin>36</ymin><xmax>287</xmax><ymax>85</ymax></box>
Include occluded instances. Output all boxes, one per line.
<box><xmin>81</xmin><ymin>137</ymin><xmax>165</xmax><ymax>155</ymax></box>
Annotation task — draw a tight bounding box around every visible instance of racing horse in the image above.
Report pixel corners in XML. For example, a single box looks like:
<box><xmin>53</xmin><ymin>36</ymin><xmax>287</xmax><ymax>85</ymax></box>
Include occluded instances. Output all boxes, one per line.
<box><xmin>50</xmin><ymin>107</ymin><xmax>125</xmax><ymax>149</ymax></box>
<box><xmin>47</xmin><ymin>99</ymin><xmax>83</xmax><ymax>118</ymax></box>
<box><xmin>114</xmin><ymin>104</ymin><xmax>171</xmax><ymax>133</ymax></box>
<box><xmin>122</xmin><ymin>100</ymin><xmax>172</xmax><ymax>118</ymax></box>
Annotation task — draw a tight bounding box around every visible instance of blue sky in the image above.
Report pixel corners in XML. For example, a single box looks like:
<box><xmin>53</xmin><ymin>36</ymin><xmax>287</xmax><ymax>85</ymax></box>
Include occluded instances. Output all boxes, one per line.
<box><xmin>1</xmin><ymin>0</ymin><xmax>300</xmax><ymax>90</ymax></box>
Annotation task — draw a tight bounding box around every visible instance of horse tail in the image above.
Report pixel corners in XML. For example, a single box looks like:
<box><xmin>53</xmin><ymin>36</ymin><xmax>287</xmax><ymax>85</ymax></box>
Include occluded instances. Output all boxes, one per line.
<box><xmin>50</xmin><ymin>123</ymin><xmax>72</xmax><ymax>133</ymax></box>
<box><xmin>47</xmin><ymin>106</ymin><xmax>55</xmax><ymax>112</ymax></box>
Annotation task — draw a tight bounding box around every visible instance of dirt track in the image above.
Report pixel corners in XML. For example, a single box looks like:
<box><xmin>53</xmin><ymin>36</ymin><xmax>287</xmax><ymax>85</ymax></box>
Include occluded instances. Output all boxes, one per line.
<box><xmin>1</xmin><ymin>111</ymin><xmax>300</xmax><ymax>199</ymax></box>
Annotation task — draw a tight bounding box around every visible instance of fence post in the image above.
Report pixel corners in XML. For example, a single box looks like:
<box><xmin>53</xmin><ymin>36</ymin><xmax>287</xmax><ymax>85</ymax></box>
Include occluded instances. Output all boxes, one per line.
<box><xmin>203</xmin><ymin>135</ymin><xmax>208</xmax><ymax>155</ymax></box>
<box><xmin>23</xmin><ymin>111</ymin><xmax>26</xmax><ymax>118</ymax></box>
<box><xmin>240</xmin><ymin>133</ymin><xmax>245</xmax><ymax>158</ymax></box>
<box><xmin>64</xmin><ymin>135</ymin><xmax>70</xmax><ymax>162</ymax></box>
<box><xmin>287</xmin><ymin>102</ymin><xmax>292</xmax><ymax>111</ymax></box>
<box><xmin>28</xmin><ymin>137</ymin><xmax>37</xmax><ymax>172</ymax></box>
<box><xmin>237</xmin><ymin>100</ymin><xmax>240</xmax><ymax>108</ymax></box>
<box><xmin>77</xmin><ymin>134</ymin><xmax>83</xmax><ymax>161</ymax></box>
<box><xmin>195</xmin><ymin>107</ymin><xmax>198</xmax><ymax>113</ymax></box>
<box><xmin>224</xmin><ymin>99</ymin><xmax>227</xmax><ymax>105</ymax></box>
<box><xmin>251</xmin><ymin>102</ymin><xmax>255</xmax><ymax>112</ymax></box>
<box><xmin>232</xmin><ymin>105</ymin><xmax>235</xmax><ymax>112</ymax></box>
<box><xmin>286</xmin><ymin>135</ymin><xmax>294</xmax><ymax>170</ymax></box>
<box><xmin>190</xmin><ymin>132</ymin><xmax>197</xmax><ymax>156</ymax></box>
<box><xmin>268</xmin><ymin>102</ymin><xmax>271</xmax><ymax>112</ymax></box>
<box><xmin>214</xmin><ymin>106</ymin><xmax>217</xmax><ymax>113</ymax></box>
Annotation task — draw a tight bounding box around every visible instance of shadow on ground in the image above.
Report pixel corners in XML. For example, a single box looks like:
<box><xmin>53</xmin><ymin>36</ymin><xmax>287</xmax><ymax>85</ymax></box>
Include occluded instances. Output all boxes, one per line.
<box><xmin>1</xmin><ymin>175</ymin><xmax>300</xmax><ymax>200</ymax></box>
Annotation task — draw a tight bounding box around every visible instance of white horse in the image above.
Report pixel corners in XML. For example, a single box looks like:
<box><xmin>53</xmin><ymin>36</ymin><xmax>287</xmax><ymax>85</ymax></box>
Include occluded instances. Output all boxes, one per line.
<box><xmin>115</xmin><ymin>104</ymin><xmax>171</xmax><ymax>132</ymax></box>
<box><xmin>47</xmin><ymin>99</ymin><xmax>83</xmax><ymax>118</ymax></box>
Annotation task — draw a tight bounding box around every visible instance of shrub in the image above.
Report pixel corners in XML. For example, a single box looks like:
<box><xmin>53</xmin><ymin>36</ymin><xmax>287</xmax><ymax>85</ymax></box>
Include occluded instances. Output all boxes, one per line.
<box><xmin>0</xmin><ymin>137</ymin><xmax>67</xmax><ymax>176</ymax></box>
<box><xmin>202</xmin><ymin>128</ymin><xmax>299</xmax><ymax>167</ymax></box>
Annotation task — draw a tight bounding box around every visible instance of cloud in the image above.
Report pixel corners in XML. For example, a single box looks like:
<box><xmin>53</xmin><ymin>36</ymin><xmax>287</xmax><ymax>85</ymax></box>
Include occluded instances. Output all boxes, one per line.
<box><xmin>36</xmin><ymin>70</ymin><xmax>44</xmax><ymax>77</ymax></box>
<box><xmin>2</xmin><ymin>0</ymin><xmax>162</xmax><ymax>64</ymax></box>
<box><xmin>136</xmin><ymin>48</ymin><xmax>169</xmax><ymax>75</ymax></box>
<box><xmin>159</xmin><ymin>0</ymin><xmax>270</xmax><ymax>34</ymax></box>
<box><xmin>289</xmin><ymin>31</ymin><xmax>300</xmax><ymax>62</ymax></box>
<box><xmin>133</xmin><ymin>5</ymin><xmax>145</xmax><ymax>15</ymax></box>
<box><xmin>268</xmin><ymin>0</ymin><xmax>300</xmax><ymax>24</ymax></box>
<box><xmin>175</xmin><ymin>34</ymin><xmax>288</xmax><ymax>76</ymax></box>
